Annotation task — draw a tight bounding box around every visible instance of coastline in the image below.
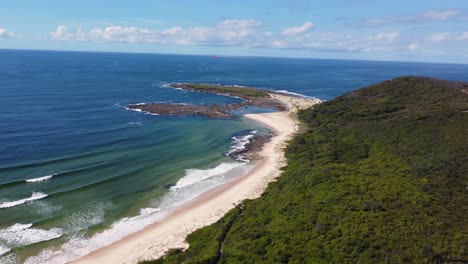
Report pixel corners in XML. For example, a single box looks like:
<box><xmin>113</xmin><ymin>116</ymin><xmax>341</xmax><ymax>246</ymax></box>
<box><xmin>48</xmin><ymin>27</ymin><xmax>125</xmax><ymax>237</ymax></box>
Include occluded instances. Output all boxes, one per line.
<box><xmin>72</xmin><ymin>93</ymin><xmax>321</xmax><ymax>264</ymax></box>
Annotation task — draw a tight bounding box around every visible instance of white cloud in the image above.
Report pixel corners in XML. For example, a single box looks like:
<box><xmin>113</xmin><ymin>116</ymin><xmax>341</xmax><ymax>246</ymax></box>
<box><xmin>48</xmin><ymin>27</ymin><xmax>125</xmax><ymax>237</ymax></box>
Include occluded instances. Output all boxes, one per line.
<box><xmin>459</xmin><ymin>32</ymin><xmax>468</xmax><ymax>40</ymax></box>
<box><xmin>368</xmin><ymin>32</ymin><xmax>400</xmax><ymax>42</ymax></box>
<box><xmin>89</xmin><ymin>26</ymin><xmax>152</xmax><ymax>43</ymax></box>
<box><xmin>0</xmin><ymin>27</ymin><xmax>13</xmax><ymax>38</ymax></box>
<box><xmin>50</xmin><ymin>25</ymin><xmax>89</xmax><ymax>41</ymax></box>
<box><xmin>426</xmin><ymin>32</ymin><xmax>468</xmax><ymax>42</ymax></box>
<box><xmin>48</xmin><ymin>22</ymin><xmax>399</xmax><ymax>53</ymax></box>
<box><xmin>271</xmin><ymin>40</ymin><xmax>286</xmax><ymax>48</ymax></box>
<box><xmin>50</xmin><ymin>19</ymin><xmax>264</xmax><ymax>46</ymax></box>
<box><xmin>429</xmin><ymin>32</ymin><xmax>451</xmax><ymax>42</ymax></box>
<box><xmin>408</xmin><ymin>43</ymin><xmax>419</xmax><ymax>50</ymax></box>
<box><xmin>362</xmin><ymin>9</ymin><xmax>466</xmax><ymax>26</ymax></box>
<box><xmin>50</xmin><ymin>25</ymin><xmax>68</xmax><ymax>39</ymax></box>
<box><xmin>282</xmin><ymin>22</ymin><xmax>314</xmax><ymax>36</ymax></box>
<box><xmin>423</xmin><ymin>9</ymin><xmax>461</xmax><ymax>20</ymax></box>
<box><xmin>51</xmin><ymin>21</ymin><xmax>367</xmax><ymax>52</ymax></box>
<box><xmin>49</xmin><ymin>19</ymin><xmax>468</xmax><ymax>57</ymax></box>
<box><xmin>363</xmin><ymin>16</ymin><xmax>413</xmax><ymax>26</ymax></box>
<box><xmin>218</xmin><ymin>19</ymin><xmax>262</xmax><ymax>29</ymax></box>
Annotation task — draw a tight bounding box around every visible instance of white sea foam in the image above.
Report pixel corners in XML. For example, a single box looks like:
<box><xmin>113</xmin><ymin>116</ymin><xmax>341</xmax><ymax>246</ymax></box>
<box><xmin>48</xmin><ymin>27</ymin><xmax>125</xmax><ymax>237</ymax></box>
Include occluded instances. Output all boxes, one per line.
<box><xmin>160</xmin><ymin>83</ymin><xmax>172</xmax><ymax>88</ymax></box>
<box><xmin>275</xmin><ymin>89</ymin><xmax>322</xmax><ymax>101</ymax></box>
<box><xmin>128</xmin><ymin>121</ymin><xmax>142</xmax><ymax>126</ymax></box>
<box><xmin>125</xmin><ymin>106</ymin><xmax>160</xmax><ymax>116</ymax></box>
<box><xmin>0</xmin><ymin>223</ymin><xmax>62</xmax><ymax>251</ymax></box>
<box><xmin>171</xmin><ymin>162</ymin><xmax>245</xmax><ymax>189</ymax></box>
<box><xmin>125</xmin><ymin>107</ymin><xmax>143</xmax><ymax>113</ymax></box>
<box><xmin>26</xmin><ymin>174</ymin><xmax>54</xmax><ymax>183</ymax></box>
<box><xmin>0</xmin><ymin>192</ymin><xmax>48</xmax><ymax>209</ymax></box>
<box><xmin>0</xmin><ymin>245</ymin><xmax>10</xmax><ymax>256</ymax></box>
<box><xmin>25</xmin><ymin>205</ymin><xmax>171</xmax><ymax>264</ymax></box>
<box><xmin>2</xmin><ymin>202</ymin><xmax>111</xmax><ymax>264</ymax></box>
<box><xmin>0</xmin><ymin>252</ymin><xmax>17</xmax><ymax>264</ymax></box>
<box><xmin>161</xmin><ymin>162</ymin><xmax>254</xmax><ymax>208</ymax></box>
<box><xmin>3</xmin><ymin>223</ymin><xmax>33</xmax><ymax>231</ymax></box>
<box><xmin>31</xmin><ymin>201</ymin><xmax>63</xmax><ymax>217</ymax></box>
<box><xmin>25</xmin><ymin>161</ymin><xmax>255</xmax><ymax>264</ymax></box>
<box><xmin>139</xmin><ymin>207</ymin><xmax>163</xmax><ymax>215</ymax></box>
<box><xmin>61</xmin><ymin>201</ymin><xmax>112</xmax><ymax>233</ymax></box>
<box><xmin>225</xmin><ymin>130</ymin><xmax>258</xmax><ymax>162</ymax></box>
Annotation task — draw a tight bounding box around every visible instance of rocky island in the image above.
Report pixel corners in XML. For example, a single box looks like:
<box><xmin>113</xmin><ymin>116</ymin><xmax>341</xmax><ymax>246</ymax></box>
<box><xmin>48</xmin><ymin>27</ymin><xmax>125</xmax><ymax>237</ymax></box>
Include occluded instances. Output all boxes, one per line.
<box><xmin>126</xmin><ymin>83</ymin><xmax>290</xmax><ymax>118</ymax></box>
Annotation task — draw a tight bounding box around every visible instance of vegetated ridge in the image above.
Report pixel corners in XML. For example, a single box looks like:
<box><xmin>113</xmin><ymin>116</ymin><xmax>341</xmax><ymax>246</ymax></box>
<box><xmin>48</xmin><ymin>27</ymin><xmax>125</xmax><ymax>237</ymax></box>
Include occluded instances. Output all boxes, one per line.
<box><xmin>143</xmin><ymin>76</ymin><xmax>468</xmax><ymax>264</ymax></box>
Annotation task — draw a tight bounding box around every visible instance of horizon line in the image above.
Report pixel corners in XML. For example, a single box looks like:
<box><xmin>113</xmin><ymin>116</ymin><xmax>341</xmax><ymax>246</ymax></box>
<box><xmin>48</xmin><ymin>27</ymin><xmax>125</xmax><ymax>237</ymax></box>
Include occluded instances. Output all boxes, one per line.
<box><xmin>1</xmin><ymin>47</ymin><xmax>467</xmax><ymax>66</ymax></box>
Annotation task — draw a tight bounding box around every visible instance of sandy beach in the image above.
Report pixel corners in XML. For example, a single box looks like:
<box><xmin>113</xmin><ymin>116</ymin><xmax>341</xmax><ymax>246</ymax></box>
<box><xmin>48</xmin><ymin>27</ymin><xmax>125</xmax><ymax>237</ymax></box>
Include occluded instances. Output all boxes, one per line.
<box><xmin>72</xmin><ymin>94</ymin><xmax>321</xmax><ymax>264</ymax></box>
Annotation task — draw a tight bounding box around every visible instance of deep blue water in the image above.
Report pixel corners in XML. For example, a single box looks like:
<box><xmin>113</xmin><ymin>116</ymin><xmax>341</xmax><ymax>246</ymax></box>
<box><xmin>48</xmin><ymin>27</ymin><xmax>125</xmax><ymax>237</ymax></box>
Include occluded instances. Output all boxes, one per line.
<box><xmin>0</xmin><ymin>49</ymin><xmax>467</xmax><ymax>263</ymax></box>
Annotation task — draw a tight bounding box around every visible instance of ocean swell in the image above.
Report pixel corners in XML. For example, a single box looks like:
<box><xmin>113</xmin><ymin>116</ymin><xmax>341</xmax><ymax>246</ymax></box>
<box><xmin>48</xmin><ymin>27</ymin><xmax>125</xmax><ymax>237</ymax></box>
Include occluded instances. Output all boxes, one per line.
<box><xmin>25</xmin><ymin>174</ymin><xmax>54</xmax><ymax>183</ymax></box>
<box><xmin>24</xmin><ymin>161</ymin><xmax>255</xmax><ymax>264</ymax></box>
<box><xmin>0</xmin><ymin>192</ymin><xmax>48</xmax><ymax>209</ymax></box>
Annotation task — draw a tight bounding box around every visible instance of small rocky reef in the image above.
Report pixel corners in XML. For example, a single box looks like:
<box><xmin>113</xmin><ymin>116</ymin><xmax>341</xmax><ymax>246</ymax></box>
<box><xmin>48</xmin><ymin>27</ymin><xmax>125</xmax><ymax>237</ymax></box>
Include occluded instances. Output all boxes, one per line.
<box><xmin>126</xmin><ymin>83</ymin><xmax>287</xmax><ymax>118</ymax></box>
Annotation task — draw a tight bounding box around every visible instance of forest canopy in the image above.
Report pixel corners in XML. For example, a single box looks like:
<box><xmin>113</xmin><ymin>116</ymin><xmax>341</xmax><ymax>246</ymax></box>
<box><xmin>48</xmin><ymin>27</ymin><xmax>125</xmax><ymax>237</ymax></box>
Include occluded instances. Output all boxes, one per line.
<box><xmin>144</xmin><ymin>76</ymin><xmax>468</xmax><ymax>264</ymax></box>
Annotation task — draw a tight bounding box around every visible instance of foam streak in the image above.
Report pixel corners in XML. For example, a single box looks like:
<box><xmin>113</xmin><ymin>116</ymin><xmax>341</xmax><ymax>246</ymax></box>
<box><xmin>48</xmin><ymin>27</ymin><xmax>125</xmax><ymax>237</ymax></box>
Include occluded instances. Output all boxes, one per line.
<box><xmin>26</xmin><ymin>175</ymin><xmax>54</xmax><ymax>183</ymax></box>
<box><xmin>0</xmin><ymin>192</ymin><xmax>48</xmax><ymax>209</ymax></box>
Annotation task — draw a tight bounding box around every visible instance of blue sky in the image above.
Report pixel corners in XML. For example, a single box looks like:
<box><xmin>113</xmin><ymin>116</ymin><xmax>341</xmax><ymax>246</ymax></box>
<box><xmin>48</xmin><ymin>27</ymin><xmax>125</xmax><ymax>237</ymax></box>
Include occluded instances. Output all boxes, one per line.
<box><xmin>1</xmin><ymin>0</ymin><xmax>468</xmax><ymax>63</ymax></box>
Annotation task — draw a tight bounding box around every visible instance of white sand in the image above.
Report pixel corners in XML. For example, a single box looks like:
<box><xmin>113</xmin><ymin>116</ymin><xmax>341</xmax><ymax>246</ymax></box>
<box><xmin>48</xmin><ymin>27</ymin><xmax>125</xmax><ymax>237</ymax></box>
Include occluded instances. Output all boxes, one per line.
<box><xmin>72</xmin><ymin>94</ymin><xmax>321</xmax><ymax>264</ymax></box>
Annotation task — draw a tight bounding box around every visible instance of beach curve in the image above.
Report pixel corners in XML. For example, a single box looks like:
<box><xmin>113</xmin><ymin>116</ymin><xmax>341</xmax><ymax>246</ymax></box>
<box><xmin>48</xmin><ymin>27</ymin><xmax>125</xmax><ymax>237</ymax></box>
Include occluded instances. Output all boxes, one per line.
<box><xmin>70</xmin><ymin>93</ymin><xmax>321</xmax><ymax>264</ymax></box>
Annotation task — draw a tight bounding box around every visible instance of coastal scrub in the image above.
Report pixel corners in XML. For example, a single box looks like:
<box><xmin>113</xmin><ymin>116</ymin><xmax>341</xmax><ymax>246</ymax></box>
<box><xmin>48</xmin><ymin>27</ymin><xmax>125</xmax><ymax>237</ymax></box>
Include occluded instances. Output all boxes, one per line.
<box><xmin>146</xmin><ymin>77</ymin><xmax>468</xmax><ymax>263</ymax></box>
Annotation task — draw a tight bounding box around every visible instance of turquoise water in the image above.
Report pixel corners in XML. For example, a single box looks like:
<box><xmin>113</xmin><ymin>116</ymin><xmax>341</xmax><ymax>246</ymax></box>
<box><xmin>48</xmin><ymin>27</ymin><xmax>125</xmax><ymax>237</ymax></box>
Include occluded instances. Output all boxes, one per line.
<box><xmin>1</xmin><ymin>50</ymin><xmax>468</xmax><ymax>263</ymax></box>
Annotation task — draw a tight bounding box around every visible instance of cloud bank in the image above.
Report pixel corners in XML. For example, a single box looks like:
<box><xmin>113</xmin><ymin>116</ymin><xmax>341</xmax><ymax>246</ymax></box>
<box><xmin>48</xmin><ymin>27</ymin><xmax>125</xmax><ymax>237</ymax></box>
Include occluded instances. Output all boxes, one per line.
<box><xmin>50</xmin><ymin>20</ymin><xmax>413</xmax><ymax>53</ymax></box>
<box><xmin>49</xmin><ymin>14</ymin><xmax>468</xmax><ymax>57</ymax></box>
<box><xmin>362</xmin><ymin>9</ymin><xmax>468</xmax><ymax>26</ymax></box>
<box><xmin>51</xmin><ymin>20</ymin><xmax>267</xmax><ymax>47</ymax></box>
<box><xmin>0</xmin><ymin>28</ymin><xmax>13</xmax><ymax>38</ymax></box>
<box><xmin>282</xmin><ymin>22</ymin><xmax>314</xmax><ymax>36</ymax></box>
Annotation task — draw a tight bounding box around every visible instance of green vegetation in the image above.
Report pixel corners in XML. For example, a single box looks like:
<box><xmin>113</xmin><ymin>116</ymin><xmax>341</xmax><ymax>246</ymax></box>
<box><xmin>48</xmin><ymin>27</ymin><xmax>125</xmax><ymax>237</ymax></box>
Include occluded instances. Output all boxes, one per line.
<box><xmin>146</xmin><ymin>77</ymin><xmax>468</xmax><ymax>264</ymax></box>
<box><xmin>184</xmin><ymin>84</ymin><xmax>270</xmax><ymax>98</ymax></box>
<box><xmin>145</xmin><ymin>207</ymin><xmax>244</xmax><ymax>264</ymax></box>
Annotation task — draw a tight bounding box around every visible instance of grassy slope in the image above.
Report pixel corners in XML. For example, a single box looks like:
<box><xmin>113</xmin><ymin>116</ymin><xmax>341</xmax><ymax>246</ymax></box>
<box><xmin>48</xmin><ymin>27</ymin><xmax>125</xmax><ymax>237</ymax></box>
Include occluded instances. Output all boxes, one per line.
<box><xmin>145</xmin><ymin>77</ymin><xmax>468</xmax><ymax>264</ymax></box>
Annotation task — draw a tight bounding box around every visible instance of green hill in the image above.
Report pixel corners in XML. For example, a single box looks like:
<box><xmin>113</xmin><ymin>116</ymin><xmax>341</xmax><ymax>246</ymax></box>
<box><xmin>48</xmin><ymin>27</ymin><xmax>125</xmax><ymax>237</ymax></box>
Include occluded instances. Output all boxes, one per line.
<box><xmin>144</xmin><ymin>77</ymin><xmax>468</xmax><ymax>264</ymax></box>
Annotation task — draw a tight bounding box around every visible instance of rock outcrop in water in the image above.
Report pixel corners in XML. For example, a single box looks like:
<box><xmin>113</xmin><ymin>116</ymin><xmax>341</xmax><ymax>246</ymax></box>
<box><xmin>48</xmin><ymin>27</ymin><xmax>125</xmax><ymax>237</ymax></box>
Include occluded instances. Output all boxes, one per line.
<box><xmin>126</xmin><ymin>83</ymin><xmax>288</xmax><ymax>118</ymax></box>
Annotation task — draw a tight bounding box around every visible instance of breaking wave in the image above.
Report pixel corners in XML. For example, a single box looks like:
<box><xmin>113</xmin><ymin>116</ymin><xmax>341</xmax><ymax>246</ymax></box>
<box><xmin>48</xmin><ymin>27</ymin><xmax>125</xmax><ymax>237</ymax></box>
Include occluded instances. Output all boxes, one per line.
<box><xmin>0</xmin><ymin>223</ymin><xmax>62</xmax><ymax>257</ymax></box>
<box><xmin>275</xmin><ymin>89</ymin><xmax>322</xmax><ymax>101</ymax></box>
<box><xmin>171</xmin><ymin>162</ymin><xmax>246</xmax><ymax>189</ymax></box>
<box><xmin>24</xmin><ymin>161</ymin><xmax>254</xmax><ymax>264</ymax></box>
<box><xmin>0</xmin><ymin>192</ymin><xmax>48</xmax><ymax>209</ymax></box>
<box><xmin>25</xmin><ymin>175</ymin><xmax>54</xmax><ymax>183</ymax></box>
<box><xmin>0</xmin><ymin>245</ymin><xmax>10</xmax><ymax>257</ymax></box>
<box><xmin>225</xmin><ymin>130</ymin><xmax>258</xmax><ymax>162</ymax></box>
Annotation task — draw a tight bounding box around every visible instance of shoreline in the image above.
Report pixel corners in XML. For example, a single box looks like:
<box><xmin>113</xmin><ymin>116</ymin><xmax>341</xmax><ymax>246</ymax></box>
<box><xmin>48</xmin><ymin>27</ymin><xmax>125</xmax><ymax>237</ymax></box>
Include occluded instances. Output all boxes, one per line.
<box><xmin>71</xmin><ymin>93</ymin><xmax>321</xmax><ymax>264</ymax></box>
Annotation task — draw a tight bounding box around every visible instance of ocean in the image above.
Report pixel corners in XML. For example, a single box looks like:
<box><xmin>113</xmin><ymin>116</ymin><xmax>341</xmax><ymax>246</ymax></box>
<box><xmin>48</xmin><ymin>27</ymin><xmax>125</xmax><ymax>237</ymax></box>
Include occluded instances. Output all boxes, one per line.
<box><xmin>1</xmin><ymin>50</ymin><xmax>467</xmax><ymax>263</ymax></box>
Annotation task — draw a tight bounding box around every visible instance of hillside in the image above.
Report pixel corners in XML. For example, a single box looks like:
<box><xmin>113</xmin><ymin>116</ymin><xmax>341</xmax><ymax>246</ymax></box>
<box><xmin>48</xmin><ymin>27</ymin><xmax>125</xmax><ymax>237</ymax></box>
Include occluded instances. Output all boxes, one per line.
<box><xmin>144</xmin><ymin>77</ymin><xmax>468</xmax><ymax>264</ymax></box>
